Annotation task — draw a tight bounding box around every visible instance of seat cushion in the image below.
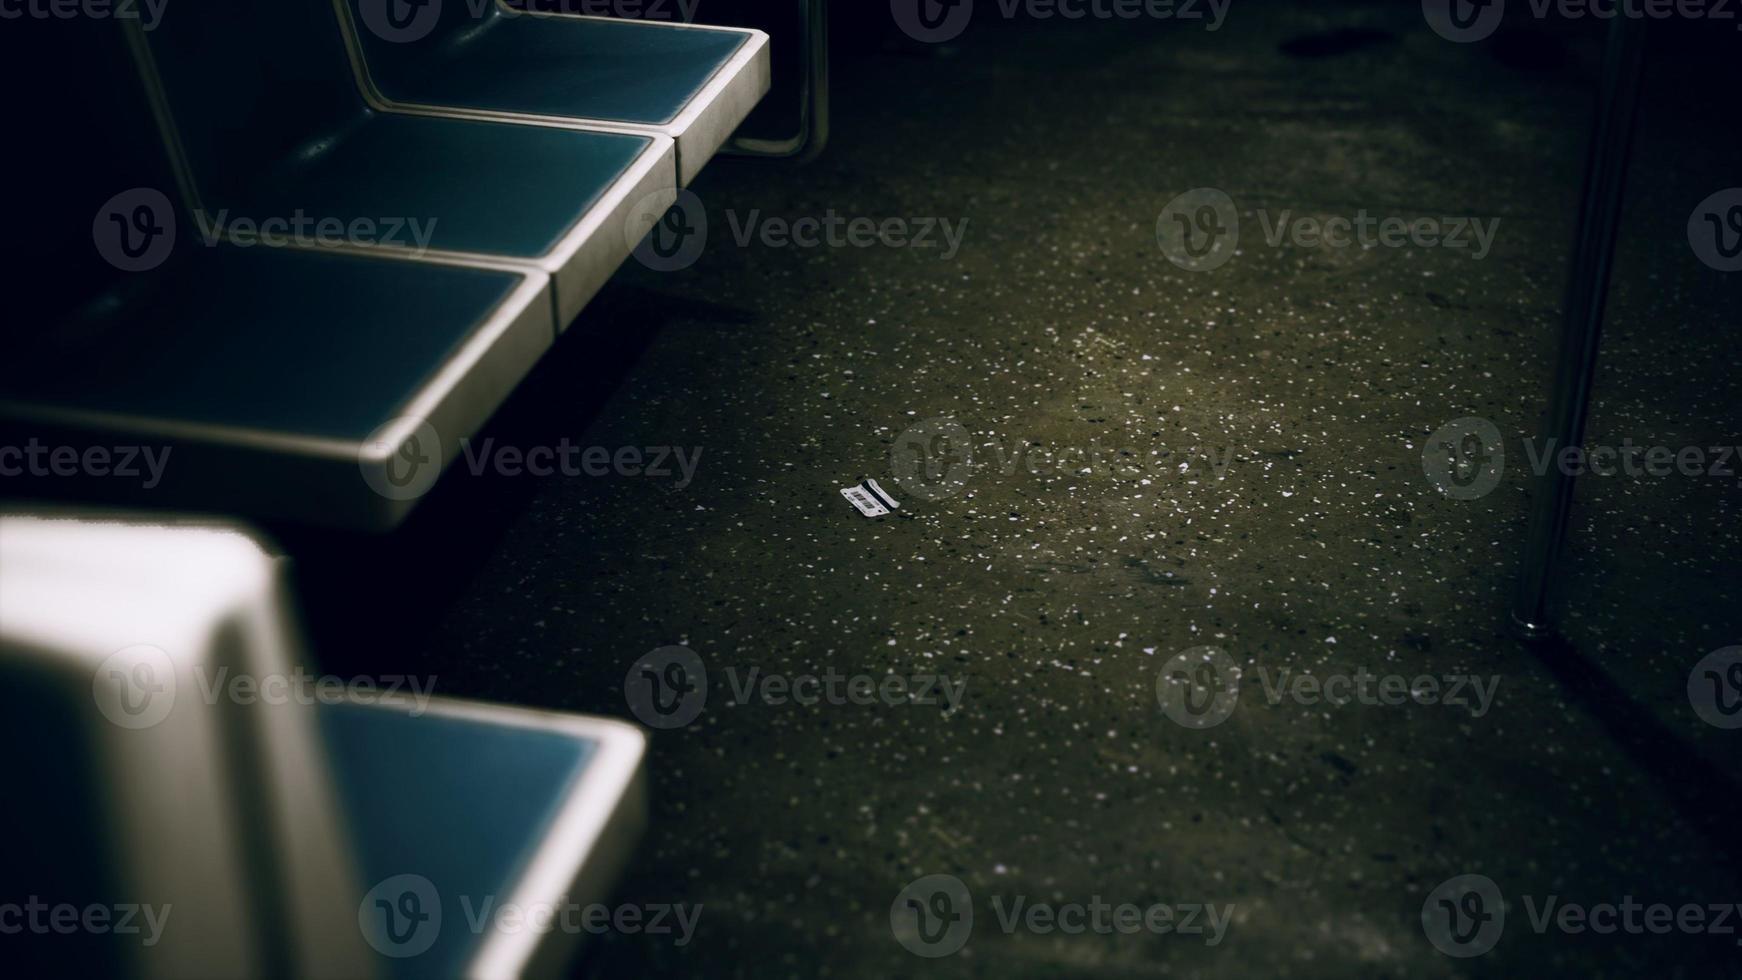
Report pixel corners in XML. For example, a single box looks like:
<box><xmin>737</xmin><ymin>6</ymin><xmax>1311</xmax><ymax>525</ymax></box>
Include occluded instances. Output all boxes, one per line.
<box><xmin>5</xmin><ymin>247</ymin><xmax>529</xmax><ymax>443</ymax></box>
<box><xmin>141</xmin><ymin>0</ymin><xmax>670</xmax><ymax>264</ymax></box>
<box><xmin>324</xmin><ymin>702</ymin><xmax>595</xmax><ymax>978</ymax></box>
<box><xmin>322</xmin><ymin>699</ymin><xmax>644</xmax><ymax>977</ymax></box>
<box><xmin>226</xmin><ymin>115</ymin><xmax>656</xmax><ymax>261</ymax></box>
<box><xmin>356</xmin><ymin>10</ymin><xmax>751</xmax><ymax>126</ymax></box>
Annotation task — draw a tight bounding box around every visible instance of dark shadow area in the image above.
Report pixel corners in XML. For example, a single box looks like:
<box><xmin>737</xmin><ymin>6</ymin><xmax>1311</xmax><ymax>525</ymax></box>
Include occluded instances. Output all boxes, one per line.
<box><xmin>278</xmin><ymin>280</ymin><xmax>681</xmax><ymax>677</ymax></box>
<box><xmin>1278</xmin><ymin>26</ymin><xmax>1397</xmax><ymax>58</ymax></box>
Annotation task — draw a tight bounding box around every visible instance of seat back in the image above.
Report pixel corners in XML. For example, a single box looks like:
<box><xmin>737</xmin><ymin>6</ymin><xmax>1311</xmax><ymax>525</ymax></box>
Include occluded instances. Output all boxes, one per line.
<box><xmin>140</xmin><ymin>0</ymin><xmax>369</xmax><ymax>204</ymax></box>
<box><xmin>335</xmin><ymin>0</ymin><xmax>512</xmax><ymax>104</ymax></box>
<box><xmin>0</xmin><ymin>514</ymin><xmax>376</xmax><ymax>978</ymax></box>
<box><xmin>350</xmin><ymin>0</ymin><xmax>511</xmax><ymax>44</ymax></box>
<box><xmin>0</xmin><ymin>15</ymin><xmax>186</xmax><ymax>344</ymax></box>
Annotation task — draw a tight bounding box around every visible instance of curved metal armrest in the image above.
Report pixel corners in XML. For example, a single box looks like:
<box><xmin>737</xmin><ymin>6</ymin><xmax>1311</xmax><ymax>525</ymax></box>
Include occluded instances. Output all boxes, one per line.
<box><xmin>725</xmin><ymin>0</ymin><xmax>829</xmax><ymax>162</ymax></box>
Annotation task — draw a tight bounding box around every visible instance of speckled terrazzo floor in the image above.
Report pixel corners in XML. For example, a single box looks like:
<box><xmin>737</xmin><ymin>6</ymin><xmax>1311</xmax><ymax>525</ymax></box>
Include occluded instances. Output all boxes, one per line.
<box><xmin>287</xmin><ymin>3</ymin><xmax>1741</xmax><ymax>977</ymax></box>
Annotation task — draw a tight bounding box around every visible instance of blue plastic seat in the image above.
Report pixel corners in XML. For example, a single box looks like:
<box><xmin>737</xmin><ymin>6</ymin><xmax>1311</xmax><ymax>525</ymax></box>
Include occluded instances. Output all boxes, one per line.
<box><xmin>0</xmin><ymin>17</ymin><xmax>555</xmax><ymax>529</ymax></box>
<box><xmin>0</xmin><ymin>513</ymin><xmax>648</xmax><ymax>978</ymax></box>
<box><xmin>338</xmin><ymin>1</ymin><xmax>769</xmax><ymax>185</ymax></box>
<box><xmin>139</xmin><ymin>0</ymin><xmax>679</xmax><ymax>325</ymax></box>
<box><xmin>2</xmin><ymin>246</ymin><xmax>553</xmax><ymax>529</ymax></box>
<box><xmin>326</xmin><ymin>696</ymin><xmax>647</xmax><ymax>978</ymax></box>
<box><xmin>0</xmin><ymin>515</ymin><xmax>376</xmax><ymax>978</ymax></box>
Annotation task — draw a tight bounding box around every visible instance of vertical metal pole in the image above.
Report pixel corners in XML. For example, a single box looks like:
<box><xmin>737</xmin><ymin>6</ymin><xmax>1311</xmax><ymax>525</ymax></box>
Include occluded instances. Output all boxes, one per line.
<box><xmin>725</xmin><ymin>0</ymin><xmax>830</xmax><ymax>161</ymax></box>
<box><xmin>1512</xmin><ymin>15</ymin><xmax>1646</xmax><ymax>638</ymax></box>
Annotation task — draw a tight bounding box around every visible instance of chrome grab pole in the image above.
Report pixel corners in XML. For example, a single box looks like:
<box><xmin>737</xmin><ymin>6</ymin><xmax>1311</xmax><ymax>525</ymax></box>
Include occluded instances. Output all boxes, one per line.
<box><xmin>726</xmin><ymin>0</ymin><xmax>830</xmax><ymax>162</ymax></box>
<box><xmin>1512</xmin><ymin>14</ymin><xmax>1646</xmax><ymax>638</ymax></box>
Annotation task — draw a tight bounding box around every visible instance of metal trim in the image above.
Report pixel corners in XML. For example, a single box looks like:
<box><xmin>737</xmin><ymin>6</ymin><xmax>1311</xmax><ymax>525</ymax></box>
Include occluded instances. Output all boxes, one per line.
<box><xmin>351</xmin><ymin>694</ymin><xmax>648</xmax><ymax>980</ymax></box>
<box><xmin>723</xmin><ymin>0</ymin><xmax>829</xmax><ymax>163</ymax></box>
<box><xmin>330</xmin><ymin>0</ymin><xmax>770</xmax><ymax>186</ymax></box>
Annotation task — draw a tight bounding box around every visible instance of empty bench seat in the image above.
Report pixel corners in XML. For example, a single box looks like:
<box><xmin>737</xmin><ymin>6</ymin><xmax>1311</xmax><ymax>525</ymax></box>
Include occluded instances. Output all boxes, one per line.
<box><xmin>141</xmin><ymin>0</ymin><xmax>680</xmax><ymax>325</ymax></box>
<box><xmin>1</xmin><ymin>247</ymin><xmax>551</xmax><ymax>529</ymax></box>
<box><xmin>0</xmin><ymin>2</ymin><xmax>750</xmax><ymax>527</ymax></box>
<box><xmin>0</xmin><ymin>513</ymin><xmax>648</xmax><ymax>978</ymax></box>
<box><xmin>338</xmin><ymin>2</ymin><xmax>770</xmax><ymax>185</ymax></box>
